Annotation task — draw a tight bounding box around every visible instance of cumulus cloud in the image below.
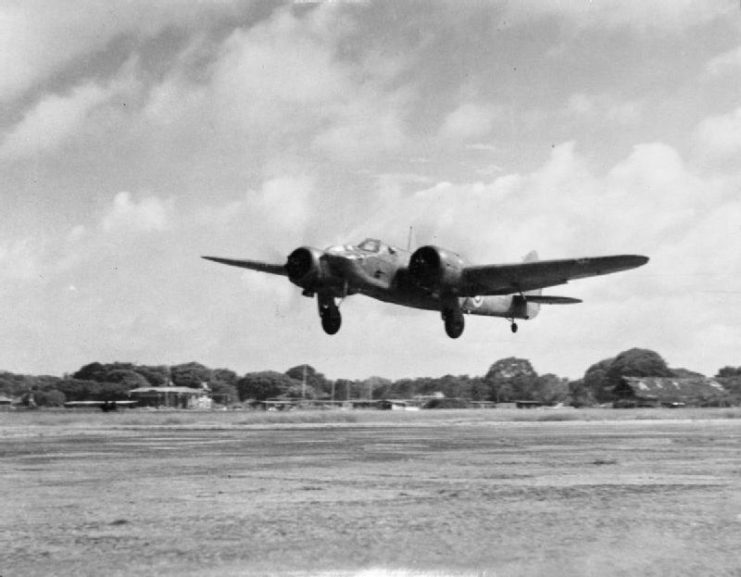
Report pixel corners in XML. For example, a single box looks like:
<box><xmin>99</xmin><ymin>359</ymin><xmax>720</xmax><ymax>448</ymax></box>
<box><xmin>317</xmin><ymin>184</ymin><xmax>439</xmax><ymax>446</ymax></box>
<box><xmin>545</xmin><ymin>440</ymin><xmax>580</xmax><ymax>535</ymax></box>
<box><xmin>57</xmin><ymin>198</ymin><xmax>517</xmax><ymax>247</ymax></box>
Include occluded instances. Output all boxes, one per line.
<box><xmin>0</xmin><ymin>0</ymin><xmax>241</xmax><ymax>103</ymax></box>
<box><xmin>439</xmin><ymin>102</ymin><xmax>501</xmax><ymax>141</ymax></box>
<box><xmin>0</xmin><ymin>82</ymin><xmax>108</xmax><ymax>160</ymax></box>
<box><xmin>695</xmin><ymin>107</ymin><xmax>741</xmax><ymax>163</ymax></box>
<box><xmin>211</xmin><ymin>10</ymin><xmax>351</xmax><ymax>133</ymax></box>
<box><xmin>101</xmin><ymin>192</ymin><xmax>171</xmax><ymax>233</ymax></box>
<box><xmin>2</xmin><ymin>1</ymin><xmax>740</xmax><ymax>380</ymax></box>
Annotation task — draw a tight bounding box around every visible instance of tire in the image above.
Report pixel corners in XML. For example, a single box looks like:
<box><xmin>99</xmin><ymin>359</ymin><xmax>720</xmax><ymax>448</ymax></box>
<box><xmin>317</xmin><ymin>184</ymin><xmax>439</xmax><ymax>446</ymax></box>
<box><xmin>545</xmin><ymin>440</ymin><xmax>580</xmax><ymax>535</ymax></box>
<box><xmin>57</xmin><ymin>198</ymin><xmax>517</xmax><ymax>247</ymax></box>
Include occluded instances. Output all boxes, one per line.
<box><xmin>321</xmin><ymin>308</ymin><xmax>342</xmax><ymax>335</ymax></box>
<box><xmin>443</xmin><ymin>309</ymin><xmax>464</xmax><ymax>339</ymax></box>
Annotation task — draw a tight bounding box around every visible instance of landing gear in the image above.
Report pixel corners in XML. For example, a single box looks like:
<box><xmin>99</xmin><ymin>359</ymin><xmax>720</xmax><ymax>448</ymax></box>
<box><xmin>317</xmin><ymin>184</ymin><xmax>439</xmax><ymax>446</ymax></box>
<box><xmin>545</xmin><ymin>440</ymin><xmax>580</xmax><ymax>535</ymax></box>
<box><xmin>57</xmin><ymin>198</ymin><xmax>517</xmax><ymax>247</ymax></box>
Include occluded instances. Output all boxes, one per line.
<box><xmin>318</xmin><ymin>294</ymin><xmax>341</xmax><ymax>335</ymax></box>
<box><xmin>510</xmin><ymin>321</ymin><xmax>518</xmax><ymax>334</ymax></box>
<box><xmin>442</xmin><ymin>307</ymin><xmax>465</xmax><ymax>339</ymax></box>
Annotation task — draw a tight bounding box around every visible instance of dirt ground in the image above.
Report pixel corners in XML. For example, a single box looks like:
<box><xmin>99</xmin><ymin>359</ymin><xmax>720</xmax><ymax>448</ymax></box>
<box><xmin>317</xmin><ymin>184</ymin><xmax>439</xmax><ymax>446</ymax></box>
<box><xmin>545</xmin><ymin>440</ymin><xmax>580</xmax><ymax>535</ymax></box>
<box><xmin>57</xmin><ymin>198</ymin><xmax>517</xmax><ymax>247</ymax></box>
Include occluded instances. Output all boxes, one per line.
<box><xmin>2</xmin><ymin>411</ymin><xmax>741</xmax><ymax>577</ymax></box>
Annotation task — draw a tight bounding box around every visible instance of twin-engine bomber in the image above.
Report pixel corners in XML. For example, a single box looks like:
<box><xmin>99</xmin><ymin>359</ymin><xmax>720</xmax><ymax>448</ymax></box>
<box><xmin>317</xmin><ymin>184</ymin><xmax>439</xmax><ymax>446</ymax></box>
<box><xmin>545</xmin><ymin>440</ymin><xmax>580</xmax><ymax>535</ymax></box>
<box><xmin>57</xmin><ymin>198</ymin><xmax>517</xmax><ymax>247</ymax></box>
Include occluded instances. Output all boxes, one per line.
<box><xmin>203</xmin><ymin>238</ymin><xmax>648</xmax><ymax>338</ymax></box>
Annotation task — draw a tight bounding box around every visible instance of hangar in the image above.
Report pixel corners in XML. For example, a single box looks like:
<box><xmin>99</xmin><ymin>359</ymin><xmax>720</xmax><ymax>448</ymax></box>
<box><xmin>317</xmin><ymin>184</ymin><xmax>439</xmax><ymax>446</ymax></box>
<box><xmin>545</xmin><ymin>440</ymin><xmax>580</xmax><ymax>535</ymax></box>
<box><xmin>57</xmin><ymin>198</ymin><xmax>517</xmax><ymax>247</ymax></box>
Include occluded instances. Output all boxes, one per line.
<box><xmin>613</xmin><ymin>376</ymin><xmax>730</xmax><ymax>408</ymax></box>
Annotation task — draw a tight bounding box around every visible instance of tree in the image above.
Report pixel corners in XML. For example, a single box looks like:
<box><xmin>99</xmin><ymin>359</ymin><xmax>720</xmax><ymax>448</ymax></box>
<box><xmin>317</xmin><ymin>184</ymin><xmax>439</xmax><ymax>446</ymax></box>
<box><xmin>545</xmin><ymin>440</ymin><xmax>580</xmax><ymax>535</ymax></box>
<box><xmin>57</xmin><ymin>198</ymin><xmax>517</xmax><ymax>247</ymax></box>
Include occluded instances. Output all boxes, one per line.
<box><xmin>568</xmin><ymin>379</ymin><xmax>595</xmax><ymax>407</ymax></box>
<box><xmin>0</xmin><ymin>372</ymin><xmax>43</xmax><ymax>397</ymax></box>
<box><xmin>285</xmin><ymin>365</ymin><xmax>332</xmax><ymax>398</ymax></box>
<box><xmin>334</xmin><ymin>379</ymin><xmax>355</xmax><ymax>400</ymax></box>
<box><xmin>171</xmin><ymin>362</ymin><xmax>212</xmax><ymax>388</ymax></box>
<box><xmin>210</xmin><ymin>369</ymin><xmax>239</xmax><ymax>405</ymax></box>
<box><xmin>72</xmin><ymin>362</ymin><xmax>108</xmax><ymax>382</ymax></box>
<box><xmin>97</xmin><ymin>382</ymin><xmax>132</xmax><ymax>401</ymax></box>
<box><xmin>56</xmin><ymin>379</ymin><xmax>101</xmax><ymax>402</ymax></box>
<box><xmin>33</xmin><ymin>389</ymin><xmax>66</xmax><ymax>407</ymax></box>
<box><xmin>388</xmin><ymin>378</ymin><xmax>417</xmax><ymax>399</ymax></box>
<box><xmin>583</xmin><ymin>358</ymin><xmax>615</xmax><ymax>404</ymax></box>
<box><xmin>484</xmin><ymin>357</ymin><xmax>539</xmax><ymax>402</ymax></box>
<box><xmin>73</xmin><ymin>362</ymin><xmax>136</xmax><ymax>382</ymax></box>
<box><xmin>236</xmin><ymin>371</ymin><xmax>298</xmax><ymax>401</ymax></box>
<box><xmin>534</xmin><ymin>373</ymin><xmax>570</xmax><ymax>405</ymax></box>
<box><xmin>716</xmin><ymin>366</ymin><xmax>741</xmax><ymax>378</ymax></box>
<box><xmin>103</xmin><ymin>369</ymin><xmax>149</xmax><ymax>389</ymax></box>
<box><xmin>585</xmin><ymin>348</ymin><xmax>674</xmax><ymax>403</ymax></box>
<box><xmin>360</xmin><ymin>376</ymin><xmax>393</xmax><ymax>400</ymax></box>
<box><xmin>134</xmin><ymin>365</ymin><xmax>170</xmax><ymax>387</ymax></box>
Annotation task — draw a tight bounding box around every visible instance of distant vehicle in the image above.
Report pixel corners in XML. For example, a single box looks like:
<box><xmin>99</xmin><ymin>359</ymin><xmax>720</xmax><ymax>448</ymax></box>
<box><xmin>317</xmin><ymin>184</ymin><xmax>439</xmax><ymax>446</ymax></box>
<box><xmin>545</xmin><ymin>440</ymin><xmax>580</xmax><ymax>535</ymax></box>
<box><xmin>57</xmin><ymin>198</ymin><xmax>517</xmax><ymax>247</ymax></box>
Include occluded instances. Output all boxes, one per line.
<box><xmin>204</xmin><ymin>238</ymin><xmax>648</xmax><ymax>338</ymax></box>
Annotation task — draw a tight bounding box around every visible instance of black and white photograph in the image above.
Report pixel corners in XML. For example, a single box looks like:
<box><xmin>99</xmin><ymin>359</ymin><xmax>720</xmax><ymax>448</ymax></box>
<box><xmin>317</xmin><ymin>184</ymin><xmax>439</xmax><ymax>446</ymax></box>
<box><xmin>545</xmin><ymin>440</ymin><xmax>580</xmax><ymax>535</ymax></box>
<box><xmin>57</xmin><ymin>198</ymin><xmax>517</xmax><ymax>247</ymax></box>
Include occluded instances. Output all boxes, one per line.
<box><xmin>2</xmin><ymin>1</ymin><xmax>741</xmax><ymax>576</ymax></box>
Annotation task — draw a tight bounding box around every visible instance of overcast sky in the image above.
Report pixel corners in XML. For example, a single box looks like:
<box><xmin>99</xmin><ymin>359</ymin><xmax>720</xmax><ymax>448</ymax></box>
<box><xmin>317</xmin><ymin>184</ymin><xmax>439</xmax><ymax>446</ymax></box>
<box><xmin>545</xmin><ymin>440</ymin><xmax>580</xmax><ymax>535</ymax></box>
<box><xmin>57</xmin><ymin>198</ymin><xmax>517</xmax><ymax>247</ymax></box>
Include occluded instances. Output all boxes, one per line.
<box><xmin>2</xmin><ymin>0</ymin><xmax>740</xmax><ymax>381</ymax></box>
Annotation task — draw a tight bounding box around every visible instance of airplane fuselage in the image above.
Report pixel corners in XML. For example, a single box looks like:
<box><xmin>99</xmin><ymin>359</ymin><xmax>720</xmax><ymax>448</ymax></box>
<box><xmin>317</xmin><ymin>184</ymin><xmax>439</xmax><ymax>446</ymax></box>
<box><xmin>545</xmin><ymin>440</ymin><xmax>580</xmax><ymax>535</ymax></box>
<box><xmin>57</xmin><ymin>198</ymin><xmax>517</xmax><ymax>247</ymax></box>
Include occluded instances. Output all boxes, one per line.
<box><xmin>321</xmin><ymin>240</ymin><xmax>539</xmax><ymax>321</ymax></box>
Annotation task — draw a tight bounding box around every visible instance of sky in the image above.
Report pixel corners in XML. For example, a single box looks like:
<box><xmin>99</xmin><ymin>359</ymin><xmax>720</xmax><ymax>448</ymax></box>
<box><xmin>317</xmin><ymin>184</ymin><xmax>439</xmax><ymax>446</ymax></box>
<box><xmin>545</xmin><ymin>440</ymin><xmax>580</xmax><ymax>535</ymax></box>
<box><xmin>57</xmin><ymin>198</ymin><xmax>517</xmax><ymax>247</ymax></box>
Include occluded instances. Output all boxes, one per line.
<box><xmin>2</xmin><ymin>0</ymin><xmax>741</xmax><ymax>381</ymax></box>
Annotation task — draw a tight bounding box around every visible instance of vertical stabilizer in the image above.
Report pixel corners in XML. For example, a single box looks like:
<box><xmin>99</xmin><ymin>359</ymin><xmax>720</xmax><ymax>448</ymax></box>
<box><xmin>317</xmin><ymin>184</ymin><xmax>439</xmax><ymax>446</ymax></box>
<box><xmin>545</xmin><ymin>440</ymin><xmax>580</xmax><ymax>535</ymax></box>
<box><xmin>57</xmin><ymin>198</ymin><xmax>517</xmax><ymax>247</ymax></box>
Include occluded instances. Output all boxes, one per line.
<box><xmin>523</xmin><ymin>250</ymin><xmax>541</xmax><ymax>318</ymax></box>
<box><xmin>523</xmin><ymin>250</ymin><xmax>539</xmax><ymax>263</ymax></box>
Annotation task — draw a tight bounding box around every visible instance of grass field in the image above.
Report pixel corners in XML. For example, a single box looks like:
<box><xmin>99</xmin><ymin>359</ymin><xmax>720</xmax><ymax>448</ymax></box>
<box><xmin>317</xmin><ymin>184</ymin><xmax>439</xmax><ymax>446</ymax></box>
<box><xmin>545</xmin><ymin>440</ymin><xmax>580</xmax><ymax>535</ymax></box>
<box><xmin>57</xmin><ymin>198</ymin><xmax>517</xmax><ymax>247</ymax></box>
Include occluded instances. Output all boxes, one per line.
<box><xmin>3</xmin><ymin>409</ymin><xmax>741</xmax><ymax>576</ymax></box>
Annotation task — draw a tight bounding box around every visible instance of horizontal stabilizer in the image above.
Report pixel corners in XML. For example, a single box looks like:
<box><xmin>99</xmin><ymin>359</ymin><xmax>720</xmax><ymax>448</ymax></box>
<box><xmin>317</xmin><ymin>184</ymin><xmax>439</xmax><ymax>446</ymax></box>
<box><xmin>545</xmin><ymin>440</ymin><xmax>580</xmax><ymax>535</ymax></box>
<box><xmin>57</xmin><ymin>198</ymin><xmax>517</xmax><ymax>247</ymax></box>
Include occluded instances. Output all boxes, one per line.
<box><xmin>526</xmin><ymin>295</ymin><xmax>582</xmax><ymax>305</ymax></box>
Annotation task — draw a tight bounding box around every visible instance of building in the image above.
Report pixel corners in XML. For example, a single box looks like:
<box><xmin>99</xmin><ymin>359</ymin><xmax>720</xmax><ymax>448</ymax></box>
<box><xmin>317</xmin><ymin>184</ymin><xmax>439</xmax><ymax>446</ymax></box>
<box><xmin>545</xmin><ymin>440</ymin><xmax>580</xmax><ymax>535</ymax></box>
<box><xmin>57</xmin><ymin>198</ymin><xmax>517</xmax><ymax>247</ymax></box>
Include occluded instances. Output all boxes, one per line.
<box><xmin>612</xmin><ymin>376</ymin><xmax>730</xmax><ymax>408</ymax></box>
<box><xmin>128</xmin><ymin>386</ymin><xmax>212</xmax><ymax>409</ymax></box>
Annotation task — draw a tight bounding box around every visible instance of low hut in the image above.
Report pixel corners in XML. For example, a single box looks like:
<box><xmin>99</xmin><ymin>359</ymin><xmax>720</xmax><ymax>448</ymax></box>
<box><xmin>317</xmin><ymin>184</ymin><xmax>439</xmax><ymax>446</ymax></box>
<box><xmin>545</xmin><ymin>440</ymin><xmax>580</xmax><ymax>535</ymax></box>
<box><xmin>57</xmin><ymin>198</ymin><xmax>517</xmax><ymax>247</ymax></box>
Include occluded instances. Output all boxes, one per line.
<box><xmin>128</xmin><ymin>386</ymin><xmax>212</xmax><ymax>409</ymax></box>
<box><xmin>612</xmin><ymin>376</ymin><xmax>730</xmax><ymax>408</ymax></box>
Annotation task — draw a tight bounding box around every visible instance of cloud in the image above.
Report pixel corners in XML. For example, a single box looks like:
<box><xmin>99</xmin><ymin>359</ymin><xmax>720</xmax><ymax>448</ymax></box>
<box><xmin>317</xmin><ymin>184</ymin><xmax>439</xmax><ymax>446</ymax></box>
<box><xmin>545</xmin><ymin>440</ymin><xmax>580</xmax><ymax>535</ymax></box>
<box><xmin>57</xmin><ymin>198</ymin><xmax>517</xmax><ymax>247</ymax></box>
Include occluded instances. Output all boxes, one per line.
<box><xmin>0</xmin><ymin>238</ymin><xmax>42</xmax><ymax>282</ymax></box>
<box><xmin>127</xmin><ymin>5</ymin><xmax>412</xmax><ymax>168</ymax></box>
<box><xmin>0</xmin><ymin>0</ymin><xmax>242</xmax><ymax>103</ymax></box>
<box><xmin>439</xmin><ymin>102</ymin><xmax>501</xmax><ymax>141</ymax></box>
<box><xmin>705</xmin><ymin>45</ymin><xmax>741</xmax><ymax>76</ymax></box>
<box><xmin>504</xmin><ymin>0</ymin><xmax>733</xmax><ymax>33</ymax></box>
<box><xmin>211</xmin><ymin>9</ymin><xmax>351</xmax><ymax>133</ymax></box>
<box><xmin>565</xmin><ymin>93</ymin><xmax>642</xmax><ymax>125</ymax></box>
<box><xmin>0</xmin><ymin>82</ymin><xmax>109</xmax><ymax>160</ymax></box>
<box><xmin>695</xmin><ymin>106</ymin><xmax>741</xmax><ymax>163</ymax></box>
<box><xmin>101</xmin><ymin>192</ymin><xmax>171</xmax><ymax>233</ymax></box>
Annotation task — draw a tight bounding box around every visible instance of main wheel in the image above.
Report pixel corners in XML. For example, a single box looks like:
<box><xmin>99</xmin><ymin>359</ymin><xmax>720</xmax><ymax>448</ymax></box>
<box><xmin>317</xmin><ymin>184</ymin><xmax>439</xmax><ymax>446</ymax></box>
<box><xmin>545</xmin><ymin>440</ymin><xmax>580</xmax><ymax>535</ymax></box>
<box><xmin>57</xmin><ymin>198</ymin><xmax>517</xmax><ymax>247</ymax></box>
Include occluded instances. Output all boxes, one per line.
<box><xmin>321</xmin><ymin>308</ymin><xmax>342</xmax><ymax>335</ymax></box>
<box><xmin>510</xmin><ymin>322</ymin><xmax>518</xmax><ymax>333</ymax></box>
<box><xmin>443</xmin><ymin>309</ymin><xmax>465</xmax><ymax>339</ymax></box>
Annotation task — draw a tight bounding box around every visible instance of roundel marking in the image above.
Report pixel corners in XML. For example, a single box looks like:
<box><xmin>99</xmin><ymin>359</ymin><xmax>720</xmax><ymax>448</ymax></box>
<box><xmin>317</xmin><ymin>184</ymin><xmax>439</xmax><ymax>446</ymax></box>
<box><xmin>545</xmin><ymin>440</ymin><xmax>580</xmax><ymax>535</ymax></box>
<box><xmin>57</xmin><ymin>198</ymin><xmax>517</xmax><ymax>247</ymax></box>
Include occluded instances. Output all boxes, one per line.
<box><xmin>472</xmin><ymin>295</ymin><xmax>483</xmax><ymax>308</ymax></box>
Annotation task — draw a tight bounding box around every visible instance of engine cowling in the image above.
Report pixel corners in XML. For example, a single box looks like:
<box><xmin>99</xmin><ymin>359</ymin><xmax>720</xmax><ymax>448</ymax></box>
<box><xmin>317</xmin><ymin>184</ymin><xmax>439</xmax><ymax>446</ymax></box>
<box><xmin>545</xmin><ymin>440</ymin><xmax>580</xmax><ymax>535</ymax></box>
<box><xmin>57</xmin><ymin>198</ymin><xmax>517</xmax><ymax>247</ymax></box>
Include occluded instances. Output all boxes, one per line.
<box><xmin>408</xmin><ymin>245</ymin><xmax>465</xmax><ymax>293</ymax></box>
<box><xmin>285</xmin><ymin>247</ymin><xmax>327</xmax><ymax>290</ymax></box>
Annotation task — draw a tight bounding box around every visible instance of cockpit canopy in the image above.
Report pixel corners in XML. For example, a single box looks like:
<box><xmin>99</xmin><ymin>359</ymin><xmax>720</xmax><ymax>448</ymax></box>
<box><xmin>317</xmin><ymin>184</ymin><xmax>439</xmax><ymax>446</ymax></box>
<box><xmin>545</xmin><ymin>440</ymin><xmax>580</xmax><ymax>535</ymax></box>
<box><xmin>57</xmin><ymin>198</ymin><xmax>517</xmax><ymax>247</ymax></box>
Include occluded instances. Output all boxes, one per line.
<box><xmin>357</xmin><ymin>238</ymin><xmax>381</xmax><ymax>253</ymax></box>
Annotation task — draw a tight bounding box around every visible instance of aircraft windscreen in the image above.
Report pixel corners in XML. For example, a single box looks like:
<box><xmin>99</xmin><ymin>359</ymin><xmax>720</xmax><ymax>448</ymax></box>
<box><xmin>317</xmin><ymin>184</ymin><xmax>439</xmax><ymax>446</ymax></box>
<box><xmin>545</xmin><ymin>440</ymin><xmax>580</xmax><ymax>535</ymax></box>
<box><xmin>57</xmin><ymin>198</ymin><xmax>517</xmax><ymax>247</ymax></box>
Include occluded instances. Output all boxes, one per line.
<box><xmin>358</xmin><ymin>239</ymin><xmax>381</xmax><ymax>253</ymax></box>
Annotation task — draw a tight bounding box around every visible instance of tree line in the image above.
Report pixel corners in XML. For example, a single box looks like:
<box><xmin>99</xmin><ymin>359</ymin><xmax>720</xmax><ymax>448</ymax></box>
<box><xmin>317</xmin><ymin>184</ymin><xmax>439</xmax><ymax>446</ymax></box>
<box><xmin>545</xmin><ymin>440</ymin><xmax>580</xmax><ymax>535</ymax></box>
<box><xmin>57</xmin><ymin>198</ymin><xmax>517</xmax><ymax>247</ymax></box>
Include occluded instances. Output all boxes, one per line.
<box><xmin>2</xmin><ymin>349</ymin><xmax>740</xmax><ymax>408</ymax></box>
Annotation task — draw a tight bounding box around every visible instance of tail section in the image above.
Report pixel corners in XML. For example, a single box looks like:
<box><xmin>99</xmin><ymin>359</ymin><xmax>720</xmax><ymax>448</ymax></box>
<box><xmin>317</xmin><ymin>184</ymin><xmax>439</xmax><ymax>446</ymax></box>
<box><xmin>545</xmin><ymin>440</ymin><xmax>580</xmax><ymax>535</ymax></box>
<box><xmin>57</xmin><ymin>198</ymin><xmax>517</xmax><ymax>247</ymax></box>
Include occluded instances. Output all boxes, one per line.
<box><xmin>522</xmin><ymin>250</ymin><xmax>542</xmax><ymax>319</ymax></box>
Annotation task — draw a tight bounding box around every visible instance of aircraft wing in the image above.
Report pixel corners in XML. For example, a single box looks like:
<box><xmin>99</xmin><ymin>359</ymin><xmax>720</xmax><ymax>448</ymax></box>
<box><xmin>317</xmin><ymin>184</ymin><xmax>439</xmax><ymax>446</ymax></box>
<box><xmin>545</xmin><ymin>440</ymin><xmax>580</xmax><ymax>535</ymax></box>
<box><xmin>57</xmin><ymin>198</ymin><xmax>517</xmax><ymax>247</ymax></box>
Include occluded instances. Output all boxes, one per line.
<box><xmin>460</xmin><ymin>255</ymin><xmax>648</xmax><ymax>296</ymax></box>
<box><xmin>202</xmin><ymin>256</ymin><xmax>288</xmax><ymax>276</ymax></box>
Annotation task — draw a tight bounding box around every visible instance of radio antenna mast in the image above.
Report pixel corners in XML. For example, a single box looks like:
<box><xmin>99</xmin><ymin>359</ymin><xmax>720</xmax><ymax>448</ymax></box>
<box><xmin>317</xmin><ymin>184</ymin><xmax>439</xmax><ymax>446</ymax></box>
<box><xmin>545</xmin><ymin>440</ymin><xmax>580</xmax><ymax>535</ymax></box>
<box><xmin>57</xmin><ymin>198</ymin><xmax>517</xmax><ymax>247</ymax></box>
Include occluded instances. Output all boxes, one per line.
<box><xmin>406</xmin><ymin>226</ymin><xmax>414</xmax><ymax>251</ymax></box>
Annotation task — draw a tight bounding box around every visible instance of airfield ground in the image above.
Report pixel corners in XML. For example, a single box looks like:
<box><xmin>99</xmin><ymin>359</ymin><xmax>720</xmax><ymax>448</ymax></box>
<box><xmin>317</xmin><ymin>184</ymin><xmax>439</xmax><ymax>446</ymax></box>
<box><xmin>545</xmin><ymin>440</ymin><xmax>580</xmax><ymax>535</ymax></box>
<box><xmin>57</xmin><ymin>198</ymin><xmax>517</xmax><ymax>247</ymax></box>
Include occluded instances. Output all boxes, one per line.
<box><xmin>2</xmin><ymin>409</ymin><xmax>741</xmax><ymax>577</ymax></box>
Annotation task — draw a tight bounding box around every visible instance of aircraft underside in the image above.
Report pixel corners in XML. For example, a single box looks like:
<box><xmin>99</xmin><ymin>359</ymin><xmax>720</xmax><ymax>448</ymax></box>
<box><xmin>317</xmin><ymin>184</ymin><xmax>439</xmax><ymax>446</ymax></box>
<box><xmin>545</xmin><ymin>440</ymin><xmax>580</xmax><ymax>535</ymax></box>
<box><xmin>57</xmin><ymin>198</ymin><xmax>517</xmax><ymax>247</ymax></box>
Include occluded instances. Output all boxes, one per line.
<box><xmin>312</xmin><ymin>289</ymin><xmax>539</xmax><ymax>338</ymax></box>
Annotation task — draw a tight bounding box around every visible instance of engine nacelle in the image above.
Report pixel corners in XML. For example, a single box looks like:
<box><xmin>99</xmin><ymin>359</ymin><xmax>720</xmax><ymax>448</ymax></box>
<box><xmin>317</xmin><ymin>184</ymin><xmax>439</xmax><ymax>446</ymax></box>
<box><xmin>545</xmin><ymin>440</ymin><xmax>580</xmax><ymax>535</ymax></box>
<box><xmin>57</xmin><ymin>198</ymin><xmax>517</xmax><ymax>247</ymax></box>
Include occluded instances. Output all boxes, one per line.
<box><xmin>408</xmin><ymin>245</ymin><xmax>465</xmax><ymax>294</ymax></box>
<box><xmin>285</xmin><ymin>247</ymin><xmax>328</xmax><ymax>290</ymax></box>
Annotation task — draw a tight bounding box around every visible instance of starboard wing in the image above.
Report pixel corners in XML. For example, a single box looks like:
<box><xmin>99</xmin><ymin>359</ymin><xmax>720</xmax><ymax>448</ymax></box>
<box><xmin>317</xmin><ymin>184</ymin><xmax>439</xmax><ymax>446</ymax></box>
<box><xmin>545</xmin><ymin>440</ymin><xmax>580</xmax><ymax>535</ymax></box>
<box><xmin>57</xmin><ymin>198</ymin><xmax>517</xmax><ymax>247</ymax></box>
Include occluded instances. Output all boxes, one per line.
<box><xmin>202</xmin><ymin>256</ymin><xmax>288</xmax><ymax>276</ymax></box>
<box><xmin>460</xmin><ymin>255</ymin><xmax>648</xmax><ymax>296</ymax></box>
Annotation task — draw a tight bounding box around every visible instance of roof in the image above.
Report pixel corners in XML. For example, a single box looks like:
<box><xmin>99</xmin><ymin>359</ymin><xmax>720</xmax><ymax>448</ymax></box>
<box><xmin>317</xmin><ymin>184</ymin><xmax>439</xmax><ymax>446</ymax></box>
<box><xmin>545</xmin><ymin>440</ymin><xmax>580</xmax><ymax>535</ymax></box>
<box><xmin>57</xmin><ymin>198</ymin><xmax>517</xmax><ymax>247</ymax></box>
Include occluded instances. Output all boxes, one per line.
<box><xmin>616</xmin><ymin>377</ymin><xmax>728</xmax><ymax>402</ymax></box>
<box><xmin>128</xmin><ymin>387</ymin><xmax>208</xmax><ymax>395</ymax></box>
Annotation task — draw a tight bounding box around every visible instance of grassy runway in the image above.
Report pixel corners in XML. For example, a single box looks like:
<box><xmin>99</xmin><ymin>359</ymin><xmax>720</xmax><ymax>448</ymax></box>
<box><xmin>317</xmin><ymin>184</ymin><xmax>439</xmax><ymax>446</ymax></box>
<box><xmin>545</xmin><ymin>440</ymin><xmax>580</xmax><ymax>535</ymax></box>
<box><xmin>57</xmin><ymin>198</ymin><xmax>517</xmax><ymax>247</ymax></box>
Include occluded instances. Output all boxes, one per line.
<box><xmin>2</xmin><ymin>409</ymin><xmax>741</xmax><ymax>577</ymax></box>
